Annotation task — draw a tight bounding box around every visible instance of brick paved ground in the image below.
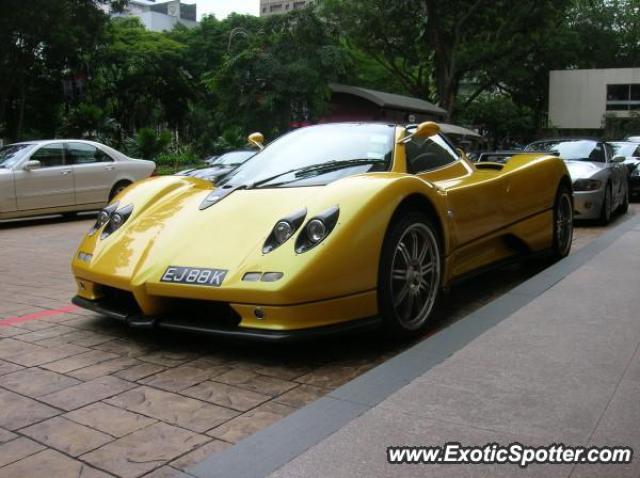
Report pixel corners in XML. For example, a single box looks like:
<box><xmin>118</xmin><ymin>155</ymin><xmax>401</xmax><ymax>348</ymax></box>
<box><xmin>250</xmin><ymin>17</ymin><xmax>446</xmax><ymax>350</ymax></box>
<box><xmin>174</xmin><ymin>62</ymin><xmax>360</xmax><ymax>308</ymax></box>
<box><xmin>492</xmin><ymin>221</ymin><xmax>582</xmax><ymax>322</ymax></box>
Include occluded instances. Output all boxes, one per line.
<box><xmin>0</xmin><ymin>206</ymin><xmax>637</xmax><ymax>478</ymax></box>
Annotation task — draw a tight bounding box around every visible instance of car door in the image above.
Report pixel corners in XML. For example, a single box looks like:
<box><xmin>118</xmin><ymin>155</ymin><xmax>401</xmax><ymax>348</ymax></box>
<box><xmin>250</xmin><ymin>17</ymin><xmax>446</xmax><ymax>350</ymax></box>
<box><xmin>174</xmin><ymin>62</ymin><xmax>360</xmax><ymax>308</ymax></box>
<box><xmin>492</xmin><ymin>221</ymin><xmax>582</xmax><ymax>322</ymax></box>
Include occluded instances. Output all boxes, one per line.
<box><xmin>14</xmin><ymin>142</ymin><xmax>75</xmax><ymax>211</ymax></box>
<box><xmin>411</xmin><ymin>136</ymin><xmax>504</xmax><ymax>246</ymax></box>
<box><xmin>66</xmin><ymin>142</ymin><xmax>117</xmax><ymax>205</ymax></box>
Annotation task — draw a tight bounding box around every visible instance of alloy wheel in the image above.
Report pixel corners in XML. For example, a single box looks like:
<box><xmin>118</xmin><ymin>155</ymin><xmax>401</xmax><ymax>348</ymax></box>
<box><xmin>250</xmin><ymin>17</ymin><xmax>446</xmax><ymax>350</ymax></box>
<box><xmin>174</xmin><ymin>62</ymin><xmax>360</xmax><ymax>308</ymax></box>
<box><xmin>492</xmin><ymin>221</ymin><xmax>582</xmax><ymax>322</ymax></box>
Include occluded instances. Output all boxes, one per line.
<box><xmin>390</xmin><ymin>223</ymin><xmax>441</xmax><ymax>331</ymax></box>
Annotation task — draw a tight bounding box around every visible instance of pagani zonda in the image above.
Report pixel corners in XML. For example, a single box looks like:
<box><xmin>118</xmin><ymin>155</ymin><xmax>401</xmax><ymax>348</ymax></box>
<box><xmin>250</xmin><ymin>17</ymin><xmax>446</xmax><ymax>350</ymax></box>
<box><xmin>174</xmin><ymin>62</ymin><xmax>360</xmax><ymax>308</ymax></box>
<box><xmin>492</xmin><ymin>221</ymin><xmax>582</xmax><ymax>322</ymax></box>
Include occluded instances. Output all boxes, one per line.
<box><xmin>71</xmin><ymin>122</ymin><xmax>573</xmax><ymax>340</ymax></box>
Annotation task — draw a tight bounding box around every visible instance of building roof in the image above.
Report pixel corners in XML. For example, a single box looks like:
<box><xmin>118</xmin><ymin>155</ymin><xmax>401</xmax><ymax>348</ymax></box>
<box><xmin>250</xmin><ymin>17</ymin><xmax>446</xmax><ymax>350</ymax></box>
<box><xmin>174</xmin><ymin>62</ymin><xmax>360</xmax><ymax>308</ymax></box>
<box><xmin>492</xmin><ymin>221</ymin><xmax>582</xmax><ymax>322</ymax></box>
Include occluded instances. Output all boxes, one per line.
<box><xmin>439</xmin><ymin>123</ymin><xmax>483</xmax><ymax>139</ymax></box>
<box><xmin>329</xmin><ymin>83</ymin><xmax>447</xmax><ymax>117</ymax></box>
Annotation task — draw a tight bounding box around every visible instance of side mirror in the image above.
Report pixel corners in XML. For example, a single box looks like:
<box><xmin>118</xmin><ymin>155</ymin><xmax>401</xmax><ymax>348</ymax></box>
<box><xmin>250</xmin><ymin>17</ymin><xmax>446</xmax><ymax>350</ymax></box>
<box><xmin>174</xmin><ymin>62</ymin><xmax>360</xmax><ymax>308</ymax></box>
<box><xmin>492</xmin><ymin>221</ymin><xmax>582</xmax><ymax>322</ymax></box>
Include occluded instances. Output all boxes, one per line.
<box><xmin>248</xmin><ymin>132</ymin><xmax>265</xmax><ymax>150</ymax></box>
<box><xmin>611</xmin><ymin>156</ymin><xmax>625</xmax><ymax>163</ymax></box>
<box><xmin>23</xmin><ymin>160</ymin><xmax>41</xmax><ymax>171</ymax></box>
<box><xmin>399</xmin><ymin>121</ymin><xmax>441</xmax><ymax>144</ymax></box>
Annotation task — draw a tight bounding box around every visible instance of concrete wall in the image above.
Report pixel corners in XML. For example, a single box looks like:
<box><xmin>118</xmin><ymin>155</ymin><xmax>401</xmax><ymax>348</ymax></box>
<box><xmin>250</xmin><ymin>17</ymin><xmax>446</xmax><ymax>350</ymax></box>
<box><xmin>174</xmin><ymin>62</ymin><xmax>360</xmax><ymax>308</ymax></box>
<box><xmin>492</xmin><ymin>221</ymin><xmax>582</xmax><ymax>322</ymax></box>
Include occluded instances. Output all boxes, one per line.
<box><xmin>549</xmin><ymin>68</ymin><xmax>640</xmax><ymax>130</ymax></box>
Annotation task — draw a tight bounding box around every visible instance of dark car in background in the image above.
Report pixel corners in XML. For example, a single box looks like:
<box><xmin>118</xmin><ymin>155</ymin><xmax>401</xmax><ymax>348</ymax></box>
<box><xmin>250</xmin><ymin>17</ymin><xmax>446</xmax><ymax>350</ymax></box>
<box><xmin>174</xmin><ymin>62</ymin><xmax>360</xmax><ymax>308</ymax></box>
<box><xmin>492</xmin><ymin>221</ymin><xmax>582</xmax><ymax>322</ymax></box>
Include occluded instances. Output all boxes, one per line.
<box><xmin>177</xmin><ymin>150</ymin><xmax>256</xmax><ymax>183</ymax></box>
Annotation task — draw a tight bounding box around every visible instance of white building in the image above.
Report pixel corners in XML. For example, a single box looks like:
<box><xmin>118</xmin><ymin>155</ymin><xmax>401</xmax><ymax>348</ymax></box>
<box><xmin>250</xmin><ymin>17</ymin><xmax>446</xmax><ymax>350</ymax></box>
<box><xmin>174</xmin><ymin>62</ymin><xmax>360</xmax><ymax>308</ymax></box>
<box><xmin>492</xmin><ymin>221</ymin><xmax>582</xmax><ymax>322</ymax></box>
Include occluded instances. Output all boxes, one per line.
<box><xmin>103</xmin><ymin>0</ymin><xmax>198</xmax><ymax>31</ymax></box>
<box><xmin>260</xmin><ymin>0</ymin><xmax>315</xmax><ymax>16</ymax></box>
<box><xmin>549</xmin><ymin>68</ymin><xmax>640</xmax><ymax>130</ymax></box>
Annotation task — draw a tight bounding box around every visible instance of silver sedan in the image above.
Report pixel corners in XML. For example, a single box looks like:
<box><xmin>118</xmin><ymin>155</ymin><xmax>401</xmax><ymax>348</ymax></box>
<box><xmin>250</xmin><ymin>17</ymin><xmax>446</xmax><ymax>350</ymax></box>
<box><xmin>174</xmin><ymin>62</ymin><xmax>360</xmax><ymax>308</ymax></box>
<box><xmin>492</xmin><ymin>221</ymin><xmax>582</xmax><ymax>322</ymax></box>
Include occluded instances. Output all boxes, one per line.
<box><xmin>0</xmin><ymin>140</ymin><xmax>155</xmax><ymax>220</ymax></box>
<box><xmin>525</xmin><ymin>139</ymin><xmax>628</xmax><ymax>223</ymax></box>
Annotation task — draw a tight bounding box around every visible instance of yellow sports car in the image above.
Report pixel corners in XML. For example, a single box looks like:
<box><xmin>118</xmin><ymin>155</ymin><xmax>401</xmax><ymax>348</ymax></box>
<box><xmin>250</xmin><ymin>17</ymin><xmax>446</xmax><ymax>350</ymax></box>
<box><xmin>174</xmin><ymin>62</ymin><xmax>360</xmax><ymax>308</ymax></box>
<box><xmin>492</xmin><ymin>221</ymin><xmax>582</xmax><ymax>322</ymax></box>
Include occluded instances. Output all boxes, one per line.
<box><xmin>71</xmin><ymin>122</ymin><xmax>573</xmax><ymax>340</ymax></box>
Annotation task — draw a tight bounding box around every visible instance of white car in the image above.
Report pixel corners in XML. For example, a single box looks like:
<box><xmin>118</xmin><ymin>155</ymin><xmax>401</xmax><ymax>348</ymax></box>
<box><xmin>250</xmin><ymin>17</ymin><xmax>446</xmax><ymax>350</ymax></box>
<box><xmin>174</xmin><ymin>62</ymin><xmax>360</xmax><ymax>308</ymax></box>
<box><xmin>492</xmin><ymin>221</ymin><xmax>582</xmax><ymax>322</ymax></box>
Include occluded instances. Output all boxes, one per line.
<box><xmin>0</xmin><ymin>140</ymin><xmax>155</xmax><ymax>220</ymax></box>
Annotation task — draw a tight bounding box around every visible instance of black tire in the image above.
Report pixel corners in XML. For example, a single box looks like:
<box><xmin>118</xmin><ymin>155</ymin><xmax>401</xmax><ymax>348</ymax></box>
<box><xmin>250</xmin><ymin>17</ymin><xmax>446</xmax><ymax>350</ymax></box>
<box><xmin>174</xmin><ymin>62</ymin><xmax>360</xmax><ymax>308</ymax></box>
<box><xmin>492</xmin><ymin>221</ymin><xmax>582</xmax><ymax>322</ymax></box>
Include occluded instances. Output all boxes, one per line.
<box><xmin>378</xmin><ymin>211</ymin><xmax>442</xmax><ymax>338</ymax></box>
<box><xmin>551</xmin><ymin>185</ymin><xmax>573</xmax><ymax>260</ymax></box>
<box><xmin>619</xmin><ymin>182</ymin><xmax>629</xmax><ymax>214</ymax></box>
<box><xmin>599</xmin><ymin>183</ymin><xmax>612</xmax><ymax>225</ymax></box>
<box><xmin>109</xmin><ymin>181</ymin><xmax>131</xmax><ymax>201</ymax></box>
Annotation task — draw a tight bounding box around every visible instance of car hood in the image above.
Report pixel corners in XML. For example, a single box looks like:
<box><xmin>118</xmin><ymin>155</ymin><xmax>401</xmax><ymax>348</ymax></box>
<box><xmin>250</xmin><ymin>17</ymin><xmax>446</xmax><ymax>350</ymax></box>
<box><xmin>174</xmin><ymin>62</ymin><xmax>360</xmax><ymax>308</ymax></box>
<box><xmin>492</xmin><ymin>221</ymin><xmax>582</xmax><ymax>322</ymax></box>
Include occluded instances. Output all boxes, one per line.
<box><xmin>183</xmin><ymin>166</ymin><xmax>234</xmax><ymax>181</ymax></box>
<box><xmin>74</xmin><ymin>174</ymin><xmax>392</xmax><ymax>296</ymax></box>
<box><xmin>564</xmin><ymin>160</ymin><xmax>606</xmax><ymax>180</ymax></box>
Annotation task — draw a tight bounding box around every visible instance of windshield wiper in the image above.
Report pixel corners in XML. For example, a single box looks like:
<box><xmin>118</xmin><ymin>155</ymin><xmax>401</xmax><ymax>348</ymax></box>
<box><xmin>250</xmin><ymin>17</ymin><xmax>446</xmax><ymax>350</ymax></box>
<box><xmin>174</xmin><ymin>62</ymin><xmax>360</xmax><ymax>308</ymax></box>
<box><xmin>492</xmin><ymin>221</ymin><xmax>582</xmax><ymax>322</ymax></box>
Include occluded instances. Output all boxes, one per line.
<box><xmin>248</xmin><ymin>159</ymin><xmax>386</xmax><ymax>189</ymax></box>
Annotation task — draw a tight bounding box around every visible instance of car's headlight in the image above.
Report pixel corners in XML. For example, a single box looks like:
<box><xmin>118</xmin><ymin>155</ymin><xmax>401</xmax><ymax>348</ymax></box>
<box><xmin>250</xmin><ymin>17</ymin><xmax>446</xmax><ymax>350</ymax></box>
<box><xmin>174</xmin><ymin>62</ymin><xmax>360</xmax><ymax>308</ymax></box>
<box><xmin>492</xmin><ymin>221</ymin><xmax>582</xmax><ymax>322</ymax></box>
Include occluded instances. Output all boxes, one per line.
<box><xmin>93</xmin><ymin>204</ymin><xmax>134</xmax><ymax>239</ymax></box>
<box><xmin>89</xmin><ymin>202</ymin><xmax>119</xmax><ymax>236</ymax></box>
<box><xmin>632</xmin><ymin>167</ymin><xmax>640</xmax><ymax>177</ymax></box>
<box><xmin>573</xmin><ymin>179</ymin><xmax>602</xmax><ymax>191</ymax></box>
<box><xmin>296</xmin><ymin>206</ymin><xmax>340</xmax><ymax>253</ymax></box>
<box><xmin>263</xmin><ymin>209</ymin><xmax>306</xmax><ymax>253</ymax></box>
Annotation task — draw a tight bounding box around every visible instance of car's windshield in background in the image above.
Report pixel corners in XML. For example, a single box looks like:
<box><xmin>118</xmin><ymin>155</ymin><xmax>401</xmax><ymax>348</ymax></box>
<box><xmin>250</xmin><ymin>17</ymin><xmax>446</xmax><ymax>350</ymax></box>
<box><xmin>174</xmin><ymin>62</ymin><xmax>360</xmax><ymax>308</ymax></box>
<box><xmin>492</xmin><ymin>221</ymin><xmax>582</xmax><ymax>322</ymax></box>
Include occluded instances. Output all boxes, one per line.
<box><xmin>214</xmin><ymin>151</ymin><xmax>254</xmax><ymax>166</ymax></box>
<box><xmin>220</xmin><ymin>124</ymin><xmax>395</xmax><ymax>188</ymax></box>
<box><xmin>525</xmin><ymin>140</ymin><xmax>604</xmax><ymax>162</ymax></box>
<box><xmin>0</xmin><ymin>144</ymin><xmax>33</xmax><ymax>168</ymax></box>
<box><xmin>611</xmin><ymin>142</ymin><xmax>640</xmax><ymax>157</ymax></box>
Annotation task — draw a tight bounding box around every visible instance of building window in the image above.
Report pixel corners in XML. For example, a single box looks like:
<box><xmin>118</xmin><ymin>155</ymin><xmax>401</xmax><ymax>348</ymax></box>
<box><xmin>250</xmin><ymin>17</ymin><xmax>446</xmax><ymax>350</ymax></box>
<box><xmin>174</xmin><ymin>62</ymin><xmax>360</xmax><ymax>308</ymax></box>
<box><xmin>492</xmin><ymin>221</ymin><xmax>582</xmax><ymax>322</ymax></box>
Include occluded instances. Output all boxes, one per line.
<box><xmin>606</xmin><ymin>84</ymin><xmax>640</xmax><ymax>111</ymax></box>
<box><xmin>270</xmin><ymin>3</ymin><xmax>283</xmax><ymax>11</ymax></box>
<box><xmin>293</xmin><ymin>1</ymin><xmax>306</xmax><ymax>8</ymax></box>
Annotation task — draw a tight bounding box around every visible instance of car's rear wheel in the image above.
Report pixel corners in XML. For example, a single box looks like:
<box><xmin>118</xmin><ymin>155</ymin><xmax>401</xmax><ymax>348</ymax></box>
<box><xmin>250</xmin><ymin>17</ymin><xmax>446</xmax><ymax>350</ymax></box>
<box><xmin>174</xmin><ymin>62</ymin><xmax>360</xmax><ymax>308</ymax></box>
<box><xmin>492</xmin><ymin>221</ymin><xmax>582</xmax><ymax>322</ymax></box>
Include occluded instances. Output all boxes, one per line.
<box><xmin>109</xmin><ymin>181</ymin><xmax>131</xmax><ymax>202</ymax></box>
<box><xmin>379</xmin><ymin>212</ymin><xmax>442</xmax><ymax>337</ymax></box>
<box><xmin>600</xmin><ymin>183</ymin><xmax>612</xmax><ymax>225</ymax></box>
<box><xmin>552</xmin><ymin>185</ymin><xmax>573</xmax><ymax>259</ymax></box>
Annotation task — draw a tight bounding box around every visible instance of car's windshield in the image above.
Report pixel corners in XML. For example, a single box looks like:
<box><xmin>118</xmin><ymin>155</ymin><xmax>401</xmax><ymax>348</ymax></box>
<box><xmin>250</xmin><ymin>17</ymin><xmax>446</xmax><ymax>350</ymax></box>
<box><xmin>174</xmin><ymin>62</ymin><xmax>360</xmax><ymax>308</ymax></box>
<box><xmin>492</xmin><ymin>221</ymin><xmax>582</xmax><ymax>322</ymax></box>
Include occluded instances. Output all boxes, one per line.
<box><xmin>611</xmin><ymin>142</ymin><xmax>640</xmax><ymax>158</ymax></box>
<box><xmin>214</xmin><ymin>151</ymin><xmax>255</xmax><ymax>166</ymax></box>
<box><xmin>0</xmin><ymin>144</ymin><xmax>33</xmax><ymax>168</ymax></box>
<box><xmin>220</xmin><ymin>124</ymin><xmax>395</xmax><ymax>188</ymax></box>
<box><xmin>525</xmin><ymin>140</ymin><xmax>604</xmax><ymax>163</ymax></box>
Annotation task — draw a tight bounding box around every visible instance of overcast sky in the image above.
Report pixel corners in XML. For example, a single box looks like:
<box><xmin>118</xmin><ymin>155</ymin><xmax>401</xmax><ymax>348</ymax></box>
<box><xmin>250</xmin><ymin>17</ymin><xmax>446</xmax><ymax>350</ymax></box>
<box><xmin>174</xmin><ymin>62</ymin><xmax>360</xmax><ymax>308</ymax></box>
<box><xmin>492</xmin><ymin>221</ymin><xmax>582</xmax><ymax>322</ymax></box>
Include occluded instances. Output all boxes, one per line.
<box><xmin>195</xmin><ymin>0</ymin><xmax>259</xmax><ymax>20</ymax></box>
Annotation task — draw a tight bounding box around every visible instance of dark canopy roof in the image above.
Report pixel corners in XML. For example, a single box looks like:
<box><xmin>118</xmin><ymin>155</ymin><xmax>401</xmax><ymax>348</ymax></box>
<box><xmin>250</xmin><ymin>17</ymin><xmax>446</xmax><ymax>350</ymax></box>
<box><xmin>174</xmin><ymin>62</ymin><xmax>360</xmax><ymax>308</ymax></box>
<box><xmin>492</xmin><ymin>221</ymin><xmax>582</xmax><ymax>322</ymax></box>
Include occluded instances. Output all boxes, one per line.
<box><xmin>329</xmin><ymin>83</ymin><xmax>447</xmax><ymax>117</ymax></box>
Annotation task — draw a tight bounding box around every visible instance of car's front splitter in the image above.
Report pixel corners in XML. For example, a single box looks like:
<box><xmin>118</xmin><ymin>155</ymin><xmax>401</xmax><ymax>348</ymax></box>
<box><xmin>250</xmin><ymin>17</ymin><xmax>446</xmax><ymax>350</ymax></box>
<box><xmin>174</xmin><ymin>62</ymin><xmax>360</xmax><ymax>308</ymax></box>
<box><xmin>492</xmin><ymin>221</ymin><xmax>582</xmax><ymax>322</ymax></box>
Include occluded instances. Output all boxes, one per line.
<box><xmin>71</xmin><ymin>295</ymin><xmax>382</xmax><ymax>343</ymax></box>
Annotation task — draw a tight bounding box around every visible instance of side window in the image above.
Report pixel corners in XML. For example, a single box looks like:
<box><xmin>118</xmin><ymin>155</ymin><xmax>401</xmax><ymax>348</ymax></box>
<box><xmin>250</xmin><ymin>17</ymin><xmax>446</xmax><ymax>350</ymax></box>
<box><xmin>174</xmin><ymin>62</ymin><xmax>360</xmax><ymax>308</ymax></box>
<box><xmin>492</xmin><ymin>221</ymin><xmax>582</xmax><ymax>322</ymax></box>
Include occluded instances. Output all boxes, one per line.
<box><xmin>589</xmin><ymin>143</ymin><xmax>606</xmax><ymax>163</ymax></box>
<box><xmin>31</xmin><ymin>143</ymin><xmax>65</xmax><ymax>167</ymax></box>
<box><xmin>67</xmin><ymin>143</ymin><xmax>113</xmax><ymax>164</ymax></box>
<box><xmin>406</xmin><ymin>135</ymin><xmax>458</xmax><ymax>174</ymax></box>
<box><xmin>604</xmin><ymin>143</ymin><xmax>614</xmax><ymax>161</ymax></box>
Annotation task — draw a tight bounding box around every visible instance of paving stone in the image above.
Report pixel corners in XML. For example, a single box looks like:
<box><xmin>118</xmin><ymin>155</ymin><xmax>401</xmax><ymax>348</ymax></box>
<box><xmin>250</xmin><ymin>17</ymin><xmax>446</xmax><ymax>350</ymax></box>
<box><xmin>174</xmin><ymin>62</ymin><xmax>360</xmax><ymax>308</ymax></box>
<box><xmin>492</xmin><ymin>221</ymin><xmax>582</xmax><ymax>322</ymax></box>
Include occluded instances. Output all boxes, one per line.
<box><xmin>14</xmin><ymin>326</ymin><xmax>76</xmax><ymax>343</ymax></box>
<box><xmin>0</xmin><ymin>338</ymin><xmax>44</xmax><ymax>361</ymax></box>
<box><xmin>274</xmin><ymin>384</ymin><xmax>328</xmax><ymax>408</ymax></box>
<box><xmin>0</xmin><ymin>449</ymin><xmax>111</xmax><ymax>478</ymax></box>
<box><xmin>183</xmin><ymin>381</ymin><xmax>271</xmax><ymax>412</ymax></box>
<box><xmin>13</xmin><ymin>319</ymin><xmax>57</xmax><ymax>331</ymax></box>
<box><xmin>106</xmin><ymin>386</ymin><xmax>238</xmax><ymax>433</ymax></box>
<box><xmin>137</xmin><ymin>351</ymin><xmax>199</xmax><ymax>367</ymax></box>
<box><xmin>21</xmin><ymin>416</ymin><xmax>112</xmax><ymax>457</ymax></box>
<box><xmin>139</xmin><ymin>365</ymin><xmax>219</xmax><ymax>392</ymax></box>
<box><xmin>142</xmin><ymin>466</ymin><xmax>193</xmax><ymax>478</ymax></box>
<box><xmin>0</xmin><ymin>437</ymin><xmax>44</xmax><ymax>468</ymax></box>
<box><xmin>6</xmin><ymin>343</ymin><xmax>89</xmax><ymax>367</ymax></box>
<box><xmin>114</xmin><ymin>362</ymin><xmax>166</xmax><ymax>381</ymax></box>
<box><xmin>0</xmin><ymin>427</ymin><xmax>17</xmax><ymax>444</ymax></box>
<box><xmin>213</xmin><ymin>369</ymin><xmax>297</xmax><ymax>396</ymax></box>
<box><xmin>296</xmin><ymin>364</ymin><xmax>372</xmax><ymax>389</ymax></box>
<box><xmin>0</xmin><ymin>367</ymin><xmax>81</xmax><ymax>397</ymax></box>
<box><xmin>41</xmin><ymin>349</ymin><xmax>119</xmax><ymax>373</ymax></box>
<box><xmin>207</xmin><ymin>402</ymin><xmax>295</xmax><ymax>443</ymax></box>
<box><xmin>67</xmin><ymin>357</ymin><xmax>139</xmax><ymax>381</ymax></box>
<box><xmin>65</xmin><ymin>402</ymin><xmax>157</xmax><ymax>437</ymax></box>
<box><xmin>39</xmin><ymin>376</ymin><xmax>136</xmax><ymax>411</ymax></box>
<box><xmin>93</xmin><ymin>338</ymin><xmax>157</xmax><ymax>357</ymax></box>
<box><xmin>0</xmin><ymin>326</ymin><xmax>29</xmax><ymax>338</ymax></box>
<box><xmin>81</xmin><ymin>422</ymin><xmax>210</xmax><ymax>478</ymax></box>
<box><xmin>0</xmin><ymin>359</ymin><xmax>23</xmax><ymax>377</ymax></box>
<box><xmin>170</xmin><ymin>439</ymin><xmax>231</xmax><ymax>471</ymax></box>
<box><xmin>0</xmin><ymin>389</ymin><xmax>59</xmax><ymax>431</ymax></box>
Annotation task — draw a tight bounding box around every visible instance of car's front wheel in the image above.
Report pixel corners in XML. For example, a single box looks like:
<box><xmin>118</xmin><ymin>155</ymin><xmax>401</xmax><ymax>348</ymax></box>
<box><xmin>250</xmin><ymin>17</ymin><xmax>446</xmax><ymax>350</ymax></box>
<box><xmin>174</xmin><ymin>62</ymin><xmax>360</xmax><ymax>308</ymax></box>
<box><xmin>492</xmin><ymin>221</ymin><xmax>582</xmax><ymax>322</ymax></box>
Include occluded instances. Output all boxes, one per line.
<box><xmin>600</xmin><ymin>183</ymin><xmax>612</xmax><ymax>225</ymax></box>
<box><xmin>619</xmin><ymin>182</ymin><xmax>629</xmax><ymax>214</ymax></box>
<box><xmin>379</xmin><ymin>212</ymin><xmax>442</xmax><ymax>337</ymax></box>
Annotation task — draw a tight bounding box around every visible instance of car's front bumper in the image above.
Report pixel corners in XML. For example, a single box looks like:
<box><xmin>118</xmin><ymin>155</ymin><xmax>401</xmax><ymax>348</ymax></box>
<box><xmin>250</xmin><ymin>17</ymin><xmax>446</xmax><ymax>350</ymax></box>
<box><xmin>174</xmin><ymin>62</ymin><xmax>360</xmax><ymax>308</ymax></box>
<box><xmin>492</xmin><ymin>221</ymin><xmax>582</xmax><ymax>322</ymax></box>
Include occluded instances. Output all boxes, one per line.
<box><xmin>71</xmin><ymin>295</ymin><xmax>381</xmax><ymax>342</ymax></box>
<box><xmin>573</xmin><ymin>189</ymin><xmax>605</xmax><ymax>220</ymax></box>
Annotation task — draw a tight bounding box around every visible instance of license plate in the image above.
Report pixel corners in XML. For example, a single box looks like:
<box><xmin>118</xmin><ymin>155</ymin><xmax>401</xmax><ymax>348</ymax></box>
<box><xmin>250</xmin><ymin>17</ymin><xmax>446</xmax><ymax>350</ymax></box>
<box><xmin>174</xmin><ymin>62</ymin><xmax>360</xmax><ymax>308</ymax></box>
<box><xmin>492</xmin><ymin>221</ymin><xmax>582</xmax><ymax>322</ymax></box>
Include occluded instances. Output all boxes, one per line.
<box><xmin>161</xmin><ymin>266</ymin><xmax>228</xmax><ymax>287</ymax></box>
